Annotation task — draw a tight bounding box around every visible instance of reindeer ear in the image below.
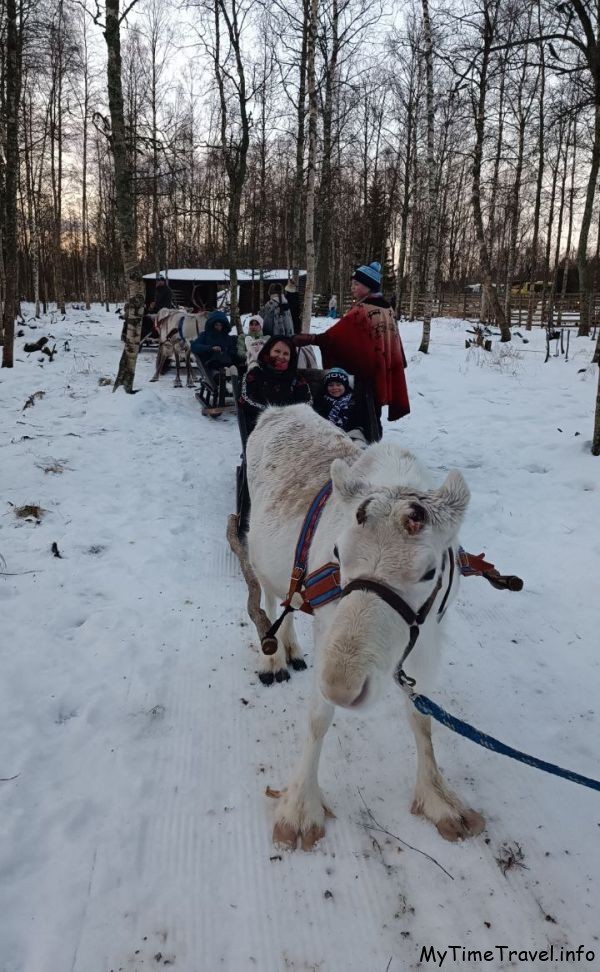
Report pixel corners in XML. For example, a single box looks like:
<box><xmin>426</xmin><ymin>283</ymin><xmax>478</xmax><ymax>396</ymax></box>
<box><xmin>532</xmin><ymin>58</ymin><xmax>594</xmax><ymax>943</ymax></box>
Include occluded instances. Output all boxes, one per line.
<box><xmin>330</xmin><ymin>458</ymin><xmax>366</xmax><ymax>501</ymax></box>
<box><xmin>427</xmin><ymin>471</ymin><xmax>470</xmax><ymax>531</ymax></box>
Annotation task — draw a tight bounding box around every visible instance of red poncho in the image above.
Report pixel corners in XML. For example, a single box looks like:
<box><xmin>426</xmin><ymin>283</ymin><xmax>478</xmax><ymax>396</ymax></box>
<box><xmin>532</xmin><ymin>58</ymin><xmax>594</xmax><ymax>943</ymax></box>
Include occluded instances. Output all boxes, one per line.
<box><xmin>314</xmin><ymin>300</ymin><xmax>410</xmax><ymax>421</ymax></box>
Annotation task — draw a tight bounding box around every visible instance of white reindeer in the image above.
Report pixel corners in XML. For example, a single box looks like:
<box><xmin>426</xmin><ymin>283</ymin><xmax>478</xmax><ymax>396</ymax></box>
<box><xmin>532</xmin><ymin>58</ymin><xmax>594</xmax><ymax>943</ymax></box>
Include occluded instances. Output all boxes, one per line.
<box><xmin>150</xmin><ymin>308</ymin><xmax>207</xmax><ymax>387</ymax></box>
<box><xmin>246</xmin><ymin>405</ymin><xmax>485</xmax><ymax>850</ymax></box>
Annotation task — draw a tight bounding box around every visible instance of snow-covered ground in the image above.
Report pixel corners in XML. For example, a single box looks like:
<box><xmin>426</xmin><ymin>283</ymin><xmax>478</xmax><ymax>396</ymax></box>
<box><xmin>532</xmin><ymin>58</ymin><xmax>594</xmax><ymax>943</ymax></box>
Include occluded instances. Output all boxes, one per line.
<box><xmin>1</xmin><ymin>306</ymin><xmax>599</xmax><ymax>972</ymax></box>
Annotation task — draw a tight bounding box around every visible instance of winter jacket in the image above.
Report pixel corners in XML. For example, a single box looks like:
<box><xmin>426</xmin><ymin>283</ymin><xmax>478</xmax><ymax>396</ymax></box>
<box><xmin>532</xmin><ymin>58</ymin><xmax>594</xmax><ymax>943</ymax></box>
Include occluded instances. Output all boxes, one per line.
<box><xmin>239</xmin><ymin>336</ymin><xmax>312</xmax><ymax>430</ymax></box>
<box><xmin>243</xmin><ymin>334</ymin><xmax>267</xmax><ymax>366</ymax></box>
<box><xmin>285</xmin><ymin>287</ymin><xmax>302</xmax><ymax>335</ymax></box>
<box><xmin>152</xmin><ymin>284</ymin><xmax>174</xmax><ymax>313</ymax></box>
<box><xmin>261</xmin><ymin>295</ymin><xmax>295</xmax><ymax>337</ymax></box>
<box><xmin>314</xmin><ymin>391</ymin><xmax>368</xmax><ymax>435</ymax></box>
<box><xmin>191</xmin><ymin>313</ymin><xmax>237</xmax><ymax>361</ymax></box>
<box><xmin>296</xmin><ymin>296</ymin><xmax>409</xmax><ymax>421</ymax></box>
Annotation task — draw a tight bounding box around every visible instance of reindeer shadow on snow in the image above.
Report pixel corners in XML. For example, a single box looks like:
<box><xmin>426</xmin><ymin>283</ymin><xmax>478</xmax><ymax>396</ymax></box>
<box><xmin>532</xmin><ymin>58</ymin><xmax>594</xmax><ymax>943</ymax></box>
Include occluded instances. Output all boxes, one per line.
<box><xmin>246</xmin><ymin>404</ymin><xmax>485</xmax><ymax>851</ymax></box>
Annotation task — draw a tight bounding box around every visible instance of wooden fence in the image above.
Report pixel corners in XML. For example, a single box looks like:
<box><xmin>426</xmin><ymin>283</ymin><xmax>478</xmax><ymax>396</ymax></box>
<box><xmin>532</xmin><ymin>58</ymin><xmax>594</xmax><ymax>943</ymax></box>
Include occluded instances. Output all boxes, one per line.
<box><xmin>319</xmin><ymin>292</ymin><xmax>600</xmax><ymax>329</ymax></box>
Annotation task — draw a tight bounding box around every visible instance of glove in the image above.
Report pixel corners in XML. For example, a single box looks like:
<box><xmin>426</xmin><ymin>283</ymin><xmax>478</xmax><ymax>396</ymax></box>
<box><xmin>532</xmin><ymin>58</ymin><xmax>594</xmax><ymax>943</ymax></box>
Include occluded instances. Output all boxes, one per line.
<box><xmin>294</xmin><ymin>333</ymin><xmax>315</xmax><ymax>346</ymax></box>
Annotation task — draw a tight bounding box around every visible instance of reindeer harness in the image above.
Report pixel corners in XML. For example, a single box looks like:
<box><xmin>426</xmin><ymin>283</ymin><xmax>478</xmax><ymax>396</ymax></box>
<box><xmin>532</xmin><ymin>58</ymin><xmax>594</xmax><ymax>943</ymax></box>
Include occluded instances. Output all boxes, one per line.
<box><xmin>260</xmin><ymin>480</ymin><xmax>455</xmax><ymax>663</ymax></box>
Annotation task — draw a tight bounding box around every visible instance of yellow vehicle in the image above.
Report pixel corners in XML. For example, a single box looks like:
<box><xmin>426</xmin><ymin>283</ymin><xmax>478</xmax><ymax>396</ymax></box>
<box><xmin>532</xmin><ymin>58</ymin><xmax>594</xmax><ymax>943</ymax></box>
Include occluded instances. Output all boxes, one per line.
<box><xmin>511</xmin><ymin>280</ymin><xmax>544</xmax><ymax>297</ymax></box>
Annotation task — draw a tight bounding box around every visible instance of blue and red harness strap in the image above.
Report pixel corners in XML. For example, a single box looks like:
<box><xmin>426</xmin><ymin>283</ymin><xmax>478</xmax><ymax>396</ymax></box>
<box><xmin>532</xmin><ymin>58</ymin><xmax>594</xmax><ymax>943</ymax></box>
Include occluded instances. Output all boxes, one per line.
<box><xmin>261</xmin><ymin>481</ymin><xmax>339</xmax><ymax>652</ymax></box>
<box><xmin>282</xmin><ymin>480</ymin><xmax>341</xmax><ymax>615</ymax></box>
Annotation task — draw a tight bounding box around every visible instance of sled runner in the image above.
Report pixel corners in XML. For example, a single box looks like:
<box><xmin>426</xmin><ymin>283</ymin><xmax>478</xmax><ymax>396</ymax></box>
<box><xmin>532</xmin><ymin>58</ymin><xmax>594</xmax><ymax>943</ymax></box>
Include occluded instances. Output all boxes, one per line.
<box><xmin>193</xmin><ymin>354</ymin><xmax>238</xmax><ymax>412</ymax></box>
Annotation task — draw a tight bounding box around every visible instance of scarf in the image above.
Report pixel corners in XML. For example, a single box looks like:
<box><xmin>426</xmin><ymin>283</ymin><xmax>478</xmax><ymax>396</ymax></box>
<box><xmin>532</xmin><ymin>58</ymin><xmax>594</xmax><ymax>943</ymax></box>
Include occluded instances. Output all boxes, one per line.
<box><xmin>323</xmin><ymin>392</ymin><xmax>353</xmax><ymax>428</ymax></box>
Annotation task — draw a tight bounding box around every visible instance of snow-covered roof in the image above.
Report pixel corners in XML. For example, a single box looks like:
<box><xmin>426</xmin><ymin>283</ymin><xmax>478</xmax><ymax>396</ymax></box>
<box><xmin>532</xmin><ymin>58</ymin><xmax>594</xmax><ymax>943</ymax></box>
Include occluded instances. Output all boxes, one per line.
<box><xmin>143</xmin><ymin>268</ymin><xmax>307</xmax><ymax>282</ymax></box>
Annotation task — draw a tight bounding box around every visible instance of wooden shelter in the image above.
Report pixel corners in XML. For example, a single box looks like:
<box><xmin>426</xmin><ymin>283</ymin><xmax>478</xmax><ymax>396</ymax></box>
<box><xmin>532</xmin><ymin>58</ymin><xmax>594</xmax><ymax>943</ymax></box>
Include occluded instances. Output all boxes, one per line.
<box><xmin>143</xmin><ymin>269</ymin><xmax>306</xmax><ymax>314</ymax></box>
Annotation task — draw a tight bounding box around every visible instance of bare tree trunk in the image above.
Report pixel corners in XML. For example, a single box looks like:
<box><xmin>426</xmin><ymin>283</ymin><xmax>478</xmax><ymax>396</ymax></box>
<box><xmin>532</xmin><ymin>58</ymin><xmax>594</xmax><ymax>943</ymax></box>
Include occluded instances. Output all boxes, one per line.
<box><xmin>105</xmin><ymin>0</ymin><xmax>145</xmax><ymax>392</ymax></box>
<box><xmin>82</xmin><ymin>26</ymin><xmax>91</xmax><ymax>310</ymax></box>
<box><xmin>1</xmin><ymin>0</ymin><xmax>21</xmax><ymax>367</ymax></box>
<box><xmin>418</xmin><ymin>0</ymin><xmax>436</xmax><ymax>354</ymax></box>
<box><xmin>486</xmin><ymin>46</ymin><xmax>508</xmax><ymax>273</ymax></box>
<box><xmin>470</xmin><ymin>0</ymin><xmax>509</xmax><ymax>340</ymax></box>
<box><xmin>578</xmin><ymin>97</ymin><xmax>600</xmax><ymax>337</ymax></box>
<box><xmin>301</xmin><ymin>0</ymin><xmax>318</xmax><ymax>332</ymax></box>
<box><xmin>540</xmin><ymin>142</ymin><xmax>559</xmax><ymax>326</ymax></box>
<box><xmin>23</xmin><ymin>89</ymin><xmax>41</xmax><ymax>319</ymax></box>
<box><xmin>526</xmin><ymin>28</ymin><xmax>545</xmax><ymax>330</ymax></box>
<box><xmin>290</xmin><ymin>0</ymin><xmax>308</xmax><ymax>275</ymax></box>
<box><xmin>503</xmin><ymin>114</ymin><xmax>526</xmax><ymax>327</ymax></box>
<box><xmin>548</xmin><ymin>120</ymin><xmax>571</xmax><ymax>321</ymax></box>
<box><xmin>212</xmin><ymin>0</ymin><xmax>251</xmax><ymax>332</ymax></box>
<box><xmin>592</xmin><ymin>333</ymin><xmax>600</xmax><ymax>454</ymax></box>
<box><xmin>395</xmin><ymin>80</ymin><xmax>415</xmax><ymax>317</ymax></box>
<box><xmin>51</xmin><ymin>1</ymin><xmax>66</xmax><ymax>315</ymax></box>
<box><xmin>557</xmin><ymin>122</ymin><xmax>578</xmax><ymax>328</ymax></box>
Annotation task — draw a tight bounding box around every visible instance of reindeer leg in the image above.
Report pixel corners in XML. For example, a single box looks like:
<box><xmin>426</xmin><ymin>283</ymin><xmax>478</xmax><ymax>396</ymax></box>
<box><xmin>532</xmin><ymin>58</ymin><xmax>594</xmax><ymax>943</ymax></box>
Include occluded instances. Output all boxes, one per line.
<box><xmin>186</xmin><ymin>347</ymin><xmax>194</xmax><ymax>387</ymax></box>
<box><xmin>280</xmin><ymin>611</ymin><xmax>307</xmax><ymax>671</ymax></box>
<box><xmin>272</xmin><ymin>683</ymin><xmax>334</xmax><ymax>850</ymax></box>
<box><xmin>254</xmin><ymin>580</ymin><xmax>289</xmax><ymax>685</ymax></box>
<box><xmin>173</xmin><ymin>345</ymin><xmax>182</xmax><ymax>387</ymax></box>
<box><xmin>150</xmin><ymin>347</ymin><xmax>162</xmax><ymax>381</ymax></box>
<box><xmin>407</xmin><ymin>701</ymin><xmax>485</xmax><ymax>842</ymax></box>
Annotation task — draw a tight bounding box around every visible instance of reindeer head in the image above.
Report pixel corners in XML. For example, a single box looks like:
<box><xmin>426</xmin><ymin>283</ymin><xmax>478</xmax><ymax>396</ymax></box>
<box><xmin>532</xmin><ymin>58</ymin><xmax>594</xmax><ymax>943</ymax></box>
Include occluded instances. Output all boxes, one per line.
<box><xmin>318</xmin><ymin>455</ymin><xmax>470</xmax><ymax>710</ymax></box>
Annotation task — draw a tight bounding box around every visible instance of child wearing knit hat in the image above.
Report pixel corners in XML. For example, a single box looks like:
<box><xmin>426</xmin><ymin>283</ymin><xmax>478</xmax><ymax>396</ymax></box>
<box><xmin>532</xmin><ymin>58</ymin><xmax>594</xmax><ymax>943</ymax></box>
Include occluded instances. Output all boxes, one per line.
<box><xmin>239</xmin><ymin>314</ymin><xmax>266</xmax><ymax>366</ymax></box>
<box><xmin>315</xmin><ymin>367</ymin><xmax>368</xmax><ymax>441</ymax></box>
<box><xmin>294</xmin><ymin>257</ymin><xmax>409</xmax><ymax>426</ymax></box>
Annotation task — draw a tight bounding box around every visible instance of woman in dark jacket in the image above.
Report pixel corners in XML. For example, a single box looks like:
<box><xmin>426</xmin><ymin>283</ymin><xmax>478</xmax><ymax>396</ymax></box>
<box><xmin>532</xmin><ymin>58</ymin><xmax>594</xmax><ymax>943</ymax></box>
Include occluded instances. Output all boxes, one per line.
<box><xmin>239</xmin><ymin>336</ymin><xmax>312</xmax><ymax>433</ymax></box>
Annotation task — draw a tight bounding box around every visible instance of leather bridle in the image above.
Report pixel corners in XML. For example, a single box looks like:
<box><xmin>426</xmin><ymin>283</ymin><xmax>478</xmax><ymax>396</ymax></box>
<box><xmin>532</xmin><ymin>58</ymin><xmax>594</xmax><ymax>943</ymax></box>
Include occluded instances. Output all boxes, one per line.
<box><xmin>339</xmin><ymin>547</ymin><xmax>455</xmax><ymax>687</ymax></box>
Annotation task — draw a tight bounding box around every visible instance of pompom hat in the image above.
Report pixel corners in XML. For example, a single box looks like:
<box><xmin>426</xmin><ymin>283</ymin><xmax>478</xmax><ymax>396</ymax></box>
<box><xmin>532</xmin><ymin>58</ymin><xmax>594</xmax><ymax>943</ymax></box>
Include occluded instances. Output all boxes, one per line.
<box><xmin>352</xmin><ymin>261</ymin><xmax>382</xmax><ymax>291</ymax></box>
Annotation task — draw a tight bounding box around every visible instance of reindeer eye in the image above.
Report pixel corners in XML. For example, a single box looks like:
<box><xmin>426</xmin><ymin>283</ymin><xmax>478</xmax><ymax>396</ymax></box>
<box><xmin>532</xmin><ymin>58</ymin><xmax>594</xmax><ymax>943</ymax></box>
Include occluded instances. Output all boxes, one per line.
<box><xmin>419</xmin><ymin>566</ymin><xmax>436</xmax><ymax>582</ymax></box>
<box><xmin>333</xmin><ymin>545</ymin><xmax>339</xmax><ymax>560</ymax></box>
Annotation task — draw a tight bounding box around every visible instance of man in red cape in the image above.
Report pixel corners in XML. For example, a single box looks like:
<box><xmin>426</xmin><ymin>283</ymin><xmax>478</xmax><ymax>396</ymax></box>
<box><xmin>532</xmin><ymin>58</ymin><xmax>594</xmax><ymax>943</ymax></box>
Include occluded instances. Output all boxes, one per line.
<box><xmin>295</xmin><ymin>261</ymin><xmax>410</xmax><ymax>423</ymax></box>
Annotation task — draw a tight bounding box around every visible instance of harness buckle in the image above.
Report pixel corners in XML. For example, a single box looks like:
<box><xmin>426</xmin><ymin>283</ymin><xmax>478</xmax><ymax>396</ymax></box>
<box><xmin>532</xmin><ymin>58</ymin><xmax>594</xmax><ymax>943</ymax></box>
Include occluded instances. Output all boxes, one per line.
<box><xmin>394</xmin><ymin>666</ymin><xmax>416</xmax><ymax>696</ymax></box>
<box><xmin>283</xmin><ymin>566</ymin><xmax>307</xmax><ymax>612</ymax></box>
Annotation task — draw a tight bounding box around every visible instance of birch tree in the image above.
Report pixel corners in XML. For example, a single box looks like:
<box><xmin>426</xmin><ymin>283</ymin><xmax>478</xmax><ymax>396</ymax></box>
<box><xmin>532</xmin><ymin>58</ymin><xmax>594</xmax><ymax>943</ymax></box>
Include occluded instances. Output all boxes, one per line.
<box><xmin>104</xmin><ymin>0</ymin><xmax>146</xmax><ymax>392</ymax></box>
<box><xmin>301</xmin><ymin>0</ymin><xmax>318</xmax><ymax>331</ymax></box>
<box><xmin>1</xmin><ymin>0</ymin><xmax>22</xmax><ymax>367</ymax></box>
<box><xmin>418</xmin><ymin>0</ymin><xmax>436</xmax><ymax>354</ymax></box>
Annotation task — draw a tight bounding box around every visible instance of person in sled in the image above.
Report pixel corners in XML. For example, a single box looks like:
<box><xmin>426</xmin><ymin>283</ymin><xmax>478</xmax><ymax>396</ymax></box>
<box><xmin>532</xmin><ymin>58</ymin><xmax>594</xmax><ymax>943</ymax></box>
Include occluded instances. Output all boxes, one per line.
<box><xmin>191</xmin><ymin>310</ymin><xmax>242</xmax><ymax>375</ymax></box>
<box><xmin>237</xmin><ymin>314</ymin><xmax>266</xmax><ymax>367</ymax></box>
<box><xmin>294</xmin><ymin>260</ymin><xmax>409</xmax><ymax>435</ymax></box>
<box><xmin>295</xmin><ymin>264</ymin><xmax>523</xmax><ymax>592</ymax></box>
<box><xmin>314</xmin><ymin>367</ymin><xmax>369</xmax><ymax>445</ymax></box>
<box><xmin>239</xmin><ymin>336</ymin><xmax>312</xmax><ymax>434</ymax></box>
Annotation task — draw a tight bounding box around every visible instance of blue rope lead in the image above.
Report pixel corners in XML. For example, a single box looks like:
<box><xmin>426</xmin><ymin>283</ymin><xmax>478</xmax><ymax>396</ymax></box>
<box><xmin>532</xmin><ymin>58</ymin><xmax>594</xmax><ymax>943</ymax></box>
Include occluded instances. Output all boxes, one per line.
<box><xmin>411</xmin><ymin>692</ymin><xmax>600</xmax><ymax>792</ymax></box>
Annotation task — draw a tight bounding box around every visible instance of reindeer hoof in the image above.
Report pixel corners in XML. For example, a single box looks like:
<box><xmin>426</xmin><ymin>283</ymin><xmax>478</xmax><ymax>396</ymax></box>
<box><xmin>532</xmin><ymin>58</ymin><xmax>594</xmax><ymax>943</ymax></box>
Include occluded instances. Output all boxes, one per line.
<box><xmin>272</xmin><ymin>820</ymin><xmax>325</xmax><ymax>851</ymax></box>
<box><xmin>290</xmin><ymin>658</ymin><xmax>307</xmax><ymax>671</ymax></box>
<box><xmin>174</xmin><ymin>380</ymin><xmax>182</xmax><ymax>388</ymax></box>
<box><xmin>259</xmin><ymin>672</ymin><xmax>275</xmax><ymax>686</ymax></box>
<box><xmin>150</xmin><ymin>376</ymin><xmax>158</xmax><ymax>382</ymax></box>
<box><xmin>300</xmin><ymin>824</ymin><xmax>326</xmax><ymax>850</ymax></box>
<box><xmin>273</xmin><ymin>820</ymin><xmax>300</xmax><ymax>849</ymax></box>
<box><xmin>435</xmin><ymin>809</ymin><xmax>485</xmax><ymax>842</ymax></box>
<box><xmin>274</xmin><ymin>668</ymin><xmax>290</xmax><ymax>683</ymax></box>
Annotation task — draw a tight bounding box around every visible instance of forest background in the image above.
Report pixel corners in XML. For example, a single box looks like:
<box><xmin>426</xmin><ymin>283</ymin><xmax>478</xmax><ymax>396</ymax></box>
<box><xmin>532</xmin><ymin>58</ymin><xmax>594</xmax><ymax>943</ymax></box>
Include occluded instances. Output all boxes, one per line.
<box><xmin>1</xmin><ymin>0</ymin><xmax>600</xmax><ymax>445</ymax></box>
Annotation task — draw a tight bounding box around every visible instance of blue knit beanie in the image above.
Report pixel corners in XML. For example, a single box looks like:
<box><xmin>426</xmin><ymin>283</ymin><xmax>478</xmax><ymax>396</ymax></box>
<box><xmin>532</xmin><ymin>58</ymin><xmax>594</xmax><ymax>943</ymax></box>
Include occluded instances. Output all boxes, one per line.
<box><xmin>352</xmin><ymin>261</ymin><xmax>382</xmax><ymax>291</ymax></box>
